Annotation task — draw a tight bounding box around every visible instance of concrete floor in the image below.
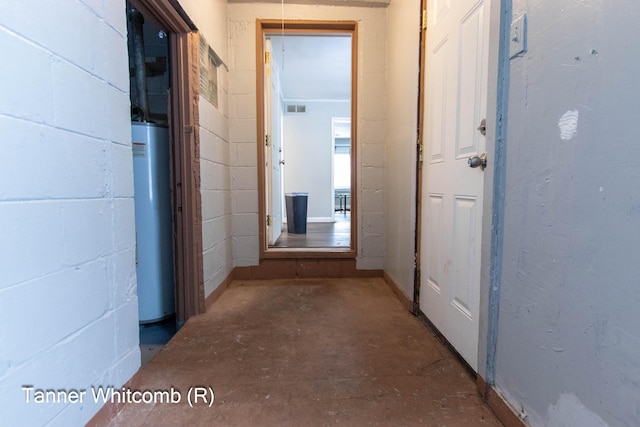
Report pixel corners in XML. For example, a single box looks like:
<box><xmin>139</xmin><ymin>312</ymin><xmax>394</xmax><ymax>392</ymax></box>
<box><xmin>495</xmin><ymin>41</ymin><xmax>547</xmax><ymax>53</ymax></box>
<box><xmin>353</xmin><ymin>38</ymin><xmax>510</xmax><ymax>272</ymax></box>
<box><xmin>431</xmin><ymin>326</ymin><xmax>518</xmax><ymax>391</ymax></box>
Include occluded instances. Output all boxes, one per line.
<box><xmin>106</xmin><ymin>278</ymin><xmax>502</xmax><ymax>426</ymax></box>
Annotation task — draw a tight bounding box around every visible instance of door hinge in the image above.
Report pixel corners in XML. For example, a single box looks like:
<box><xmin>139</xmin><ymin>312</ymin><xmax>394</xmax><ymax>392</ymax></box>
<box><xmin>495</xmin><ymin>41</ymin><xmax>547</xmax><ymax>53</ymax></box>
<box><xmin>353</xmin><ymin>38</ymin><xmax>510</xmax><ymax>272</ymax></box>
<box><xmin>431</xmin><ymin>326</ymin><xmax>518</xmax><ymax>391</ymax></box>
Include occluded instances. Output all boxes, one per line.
<box><xmin>266</xmin><ymin>215</ymin><xmax>272</xmax><ymax>226</ymax></box>
<box><xmin>422</xmin><ymin>9</ymin><xmax>428</xmax><ymax>30</ymax></box>
<box><xmin>418</xmin><ymin>143</ymin><xmax>424</xmax><ymax>162</ymax></box>
<box><xmin>265</xmin><ymin>134</ymin><xmax>271</xmax><ymax>146</ymax></box>
<box><xmin>264</xmin><ymin>51</ymin><xmax>271</xmax><ymax>64</ymax></box>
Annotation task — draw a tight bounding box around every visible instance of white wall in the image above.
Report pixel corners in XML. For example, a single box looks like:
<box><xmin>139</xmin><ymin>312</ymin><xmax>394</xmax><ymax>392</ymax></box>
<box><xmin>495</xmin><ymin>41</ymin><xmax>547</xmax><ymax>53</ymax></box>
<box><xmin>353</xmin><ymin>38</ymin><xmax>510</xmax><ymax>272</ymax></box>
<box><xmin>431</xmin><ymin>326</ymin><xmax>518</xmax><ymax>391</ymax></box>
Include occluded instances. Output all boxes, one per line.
<box><xmin>283</xmin><ymin>101</ymin><xmax>350</xmax><ymax>220</ymax></box>
<box><xmin>0</xmin><ymin>1</ymin><xmax>138</xmax><ymax>424</ymax></box>
<box><xmin>200</xmin><ymin>85</ymin><xmax>233</xmax><ymax>296</ymax></box>
<box><xmin>383</xmin><ymin>0</ymin><xmax>420</xmax><ymax>297</ymax></box>
<box><xmin>179</xmin><ymin>0</ymin><xmax>234</xmax><ymax>297</ymax></box>
<box><xmin>228</xmin><ymin>2</ymin><xmax>387</xmax><ymax>268</ymax></box>
<box><xmin>493</xmin><ymin>2</ymin><xmax>640</xmax><ymax>426</ymax></box>
<box><xmin>179</xmin><ymin>0</ymin><xmax>229</xmax><ymax>63</ymax></box>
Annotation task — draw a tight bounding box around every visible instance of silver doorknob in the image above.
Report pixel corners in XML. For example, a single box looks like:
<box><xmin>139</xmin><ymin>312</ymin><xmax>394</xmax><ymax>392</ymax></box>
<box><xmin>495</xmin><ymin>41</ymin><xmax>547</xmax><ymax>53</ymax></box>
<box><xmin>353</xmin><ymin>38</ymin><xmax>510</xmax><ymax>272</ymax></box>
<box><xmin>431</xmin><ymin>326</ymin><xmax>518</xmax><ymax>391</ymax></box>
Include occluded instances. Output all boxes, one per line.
<box><xmin>468</xmin><ymin>153</ymin><xmax>487</xmax><ymax>170</ymax></box>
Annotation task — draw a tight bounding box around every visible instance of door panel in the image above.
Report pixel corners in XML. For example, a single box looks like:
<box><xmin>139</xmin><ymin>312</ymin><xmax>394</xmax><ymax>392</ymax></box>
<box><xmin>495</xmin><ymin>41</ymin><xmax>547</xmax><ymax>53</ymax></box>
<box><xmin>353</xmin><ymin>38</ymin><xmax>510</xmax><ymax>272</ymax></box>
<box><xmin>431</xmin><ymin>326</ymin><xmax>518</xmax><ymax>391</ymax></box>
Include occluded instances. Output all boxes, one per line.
<box><xmin>264</xmin><ymin>39</ymin><xmax>283</xmax><ymax>246</ymax></box>
<box><xmin>270</xmin><ymin>52</ymin><xmax>283</xmax><ymax>244</ymax></box>
<box><xmin>420</xmin><ymin>0</ymin><xmax>489</xmax><ymax>371</ymax></box>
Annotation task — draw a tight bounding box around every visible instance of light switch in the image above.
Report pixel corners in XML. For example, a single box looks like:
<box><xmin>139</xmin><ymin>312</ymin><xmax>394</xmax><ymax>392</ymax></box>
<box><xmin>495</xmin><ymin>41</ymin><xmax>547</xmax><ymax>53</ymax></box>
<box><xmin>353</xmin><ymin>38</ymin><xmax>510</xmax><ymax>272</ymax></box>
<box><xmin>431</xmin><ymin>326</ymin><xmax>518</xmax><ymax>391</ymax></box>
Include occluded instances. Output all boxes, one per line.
<box><xmin>510</xmin><ymin>14</ymin><xmax>527</xmax><ymax>59</ymax></box>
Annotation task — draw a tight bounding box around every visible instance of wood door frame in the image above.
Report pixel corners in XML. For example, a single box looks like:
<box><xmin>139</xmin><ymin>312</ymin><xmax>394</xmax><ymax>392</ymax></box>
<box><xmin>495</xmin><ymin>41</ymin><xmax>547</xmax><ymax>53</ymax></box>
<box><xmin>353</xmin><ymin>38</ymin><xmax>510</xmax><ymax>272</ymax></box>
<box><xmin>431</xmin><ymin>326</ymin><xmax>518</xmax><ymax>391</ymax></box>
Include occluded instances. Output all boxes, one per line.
<box><xmin>256</xmin><ymin>20</ymin><xmax>358</xmax><ymax>259</ymax></box>
<box><xmin>128</xmin><ymin>0</ymin><xmax>205</xmax><ymax>323</ymax></box>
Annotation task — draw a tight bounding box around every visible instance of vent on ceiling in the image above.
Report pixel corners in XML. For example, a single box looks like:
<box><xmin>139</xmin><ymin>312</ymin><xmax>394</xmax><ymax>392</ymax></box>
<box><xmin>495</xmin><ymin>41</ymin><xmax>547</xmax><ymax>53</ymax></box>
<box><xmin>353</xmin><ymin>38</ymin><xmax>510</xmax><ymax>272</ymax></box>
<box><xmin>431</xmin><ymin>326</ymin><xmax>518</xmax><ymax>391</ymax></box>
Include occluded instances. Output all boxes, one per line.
<box><xmin>286</xmin><ymin>104</ymin><xmax>306</xmax><ymax>114</ymax></box>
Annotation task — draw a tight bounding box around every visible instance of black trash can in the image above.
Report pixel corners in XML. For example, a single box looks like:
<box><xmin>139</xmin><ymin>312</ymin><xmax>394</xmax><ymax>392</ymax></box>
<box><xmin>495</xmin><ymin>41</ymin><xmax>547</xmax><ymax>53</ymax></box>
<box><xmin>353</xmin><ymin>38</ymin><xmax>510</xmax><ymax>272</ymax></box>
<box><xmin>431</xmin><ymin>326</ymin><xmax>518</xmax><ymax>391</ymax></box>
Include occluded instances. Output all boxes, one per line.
<box><xmin>285</xmin><ymin>192</ymin><xmax>308</xmax><ymax>234</ymax></box>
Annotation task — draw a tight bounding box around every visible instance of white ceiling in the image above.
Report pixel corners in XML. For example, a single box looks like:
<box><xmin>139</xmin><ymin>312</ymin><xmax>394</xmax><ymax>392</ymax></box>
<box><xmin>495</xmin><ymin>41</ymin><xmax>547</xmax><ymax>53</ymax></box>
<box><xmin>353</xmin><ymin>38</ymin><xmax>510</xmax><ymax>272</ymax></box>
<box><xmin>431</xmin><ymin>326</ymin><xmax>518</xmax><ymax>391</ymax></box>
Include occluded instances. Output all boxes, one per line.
<box><xmin>268</xmin><ymin>35</ymin><xmax>352</xmax><ymax>101</ymax></box>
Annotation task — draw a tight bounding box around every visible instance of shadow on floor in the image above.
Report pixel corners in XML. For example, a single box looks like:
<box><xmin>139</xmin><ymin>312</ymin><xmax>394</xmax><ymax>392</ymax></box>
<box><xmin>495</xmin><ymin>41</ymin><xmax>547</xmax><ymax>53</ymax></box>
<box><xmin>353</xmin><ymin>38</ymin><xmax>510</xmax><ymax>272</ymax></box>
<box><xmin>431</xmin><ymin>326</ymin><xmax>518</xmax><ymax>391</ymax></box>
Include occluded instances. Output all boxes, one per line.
<box><xmin>139</xmin><ymin>316</ymin><xmax>177</xmax><ymax>367</ymax></box>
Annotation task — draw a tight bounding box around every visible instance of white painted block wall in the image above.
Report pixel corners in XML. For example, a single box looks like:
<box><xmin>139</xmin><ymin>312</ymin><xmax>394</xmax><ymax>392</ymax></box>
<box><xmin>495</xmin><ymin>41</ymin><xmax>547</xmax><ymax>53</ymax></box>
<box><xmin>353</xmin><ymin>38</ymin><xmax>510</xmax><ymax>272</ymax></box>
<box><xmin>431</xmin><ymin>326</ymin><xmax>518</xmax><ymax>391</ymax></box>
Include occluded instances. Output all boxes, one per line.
<box><xmin>179</xmin><ymin>0</ymin><xmax>234</xmax><ymax>297</ymax></box>
<box><xmin>383</xmin><ymin>0</ymin><xmax>420</xmax><ymax>297</ymax></box>
<box><xmin>0</xmin><ymin>0</ymin><xmax>139</xmax><ymax>425</ymax></box>
<box><xmin>228</xmin><ymin>3</ymin><xmax>387</xmax><ymax>269</ymax></box>
<box><xmin>200</xmin><ymin>82</ymin><xmax>233</xmax><ymax>295</ymax></box>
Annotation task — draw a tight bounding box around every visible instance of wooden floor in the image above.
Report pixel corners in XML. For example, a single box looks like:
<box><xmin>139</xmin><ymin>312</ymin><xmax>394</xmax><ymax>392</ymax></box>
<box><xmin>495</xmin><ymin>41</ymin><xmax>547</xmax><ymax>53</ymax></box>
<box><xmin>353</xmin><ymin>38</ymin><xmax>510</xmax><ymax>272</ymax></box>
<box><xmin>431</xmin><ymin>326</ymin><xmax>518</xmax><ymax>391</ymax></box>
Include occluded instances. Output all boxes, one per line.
<box><xmin>271</xmin><ymin>212</ymin><xmax>350</xmax><ymax>248</ymax></box>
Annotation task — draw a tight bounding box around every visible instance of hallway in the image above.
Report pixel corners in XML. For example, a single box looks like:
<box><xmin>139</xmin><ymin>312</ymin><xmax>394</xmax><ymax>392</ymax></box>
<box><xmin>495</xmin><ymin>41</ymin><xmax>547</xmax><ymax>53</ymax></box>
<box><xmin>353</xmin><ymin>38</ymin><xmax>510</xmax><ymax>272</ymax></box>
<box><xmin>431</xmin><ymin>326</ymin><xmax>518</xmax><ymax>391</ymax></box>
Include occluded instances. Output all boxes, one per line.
<box><xmin>102</xmin><ymin>278</ymin><xmax>501</xmax><ymax>426</ymax></box>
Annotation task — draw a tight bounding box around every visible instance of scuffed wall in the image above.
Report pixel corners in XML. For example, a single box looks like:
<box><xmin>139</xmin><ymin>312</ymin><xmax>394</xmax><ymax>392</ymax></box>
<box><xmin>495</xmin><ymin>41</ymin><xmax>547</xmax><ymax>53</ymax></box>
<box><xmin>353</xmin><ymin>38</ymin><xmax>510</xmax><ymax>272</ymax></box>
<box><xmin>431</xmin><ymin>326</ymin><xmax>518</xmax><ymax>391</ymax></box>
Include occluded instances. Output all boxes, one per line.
<box><xmin>495</xmin><ymin>1</ymin><xmax>640</xmax><ymax>425</ymax></box>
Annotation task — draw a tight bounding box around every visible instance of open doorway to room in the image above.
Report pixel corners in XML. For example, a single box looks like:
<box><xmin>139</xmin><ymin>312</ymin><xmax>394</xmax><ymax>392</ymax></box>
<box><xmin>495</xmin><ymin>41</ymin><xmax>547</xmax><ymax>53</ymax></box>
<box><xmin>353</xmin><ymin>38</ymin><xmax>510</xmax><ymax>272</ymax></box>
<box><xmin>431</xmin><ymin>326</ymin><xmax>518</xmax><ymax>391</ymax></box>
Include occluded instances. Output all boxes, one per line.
<box><xmin>126</xmin><ymin>0</ymin><xmax>204</xmax><ymax>365</ymax></box>
<box><xmin>127</xmin><ymin>3</ymin><xmax>176</xmax><ymax>364</ymax></box>
<box><xmin>257</xmin><ymin>21</ymin><xmax>357</xmax><ymax>257</ymax></box>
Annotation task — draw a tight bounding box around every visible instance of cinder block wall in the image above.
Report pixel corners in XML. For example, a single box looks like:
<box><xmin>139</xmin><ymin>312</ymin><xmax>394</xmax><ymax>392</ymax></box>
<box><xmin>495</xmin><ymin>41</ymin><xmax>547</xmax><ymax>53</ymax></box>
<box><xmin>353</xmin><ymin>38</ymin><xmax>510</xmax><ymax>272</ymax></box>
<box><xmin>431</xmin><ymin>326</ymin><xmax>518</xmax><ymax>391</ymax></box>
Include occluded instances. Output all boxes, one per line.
<box><xmin>383</xmin><ymin>0</ymin><xmax>419</xmax><ymax>297</ymax></box>
<box><xmin>179</xmin><ymin>0</ymin><xmax>234</xmax><ymax>298</ymax></box>
<box><xmin>200</xmin><ymin>85</ymin><xmax>234</xmax><ymax>296</ymax></box>
<box><xmin>228</xmin><ymin>2</ymin><xmax>387</xmax><ymax>269</ymax></box>
<box><xmin>0</xmin><ymin>1</ymin><xmax>139</xmax><ymax>425</ymax></box>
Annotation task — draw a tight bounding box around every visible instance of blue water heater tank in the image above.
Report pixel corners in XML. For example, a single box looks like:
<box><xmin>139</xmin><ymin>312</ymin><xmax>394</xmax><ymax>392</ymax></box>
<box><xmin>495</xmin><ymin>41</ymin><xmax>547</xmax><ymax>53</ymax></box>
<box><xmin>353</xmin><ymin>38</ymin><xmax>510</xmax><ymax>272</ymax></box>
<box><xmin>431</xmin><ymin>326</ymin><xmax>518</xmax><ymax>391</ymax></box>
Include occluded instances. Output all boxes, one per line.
<box><xmin>132</xmin><ymin>122</ymin><xmax>175</xmax><ymax>324</ymax></box>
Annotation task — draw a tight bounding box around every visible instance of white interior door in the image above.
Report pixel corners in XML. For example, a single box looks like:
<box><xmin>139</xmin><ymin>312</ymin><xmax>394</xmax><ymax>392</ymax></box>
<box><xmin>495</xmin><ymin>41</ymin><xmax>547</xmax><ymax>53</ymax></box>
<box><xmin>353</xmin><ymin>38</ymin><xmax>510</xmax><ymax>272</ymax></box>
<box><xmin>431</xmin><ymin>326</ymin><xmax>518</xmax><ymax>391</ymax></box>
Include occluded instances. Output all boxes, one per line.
<box><xmin>265</xmin><ymin>39</ymin><xmax>283</xmax><ymax>245</ymax></box>
<box><xmin>419</xmin><ymin>0</ymin><xmax>490</xmax><ymax>371</ymax></box>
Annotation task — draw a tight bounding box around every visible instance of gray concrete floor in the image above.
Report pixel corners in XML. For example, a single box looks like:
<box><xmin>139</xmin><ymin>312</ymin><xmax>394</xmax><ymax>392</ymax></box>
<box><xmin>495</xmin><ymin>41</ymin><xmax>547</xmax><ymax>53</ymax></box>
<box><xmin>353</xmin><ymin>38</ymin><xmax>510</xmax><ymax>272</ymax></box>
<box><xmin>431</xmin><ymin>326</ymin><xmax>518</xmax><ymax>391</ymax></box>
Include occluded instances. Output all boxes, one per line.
<box><xmin>107</xmin><ymin>278</ymin><xmax>502</xmax><ymax>426</ymax></box>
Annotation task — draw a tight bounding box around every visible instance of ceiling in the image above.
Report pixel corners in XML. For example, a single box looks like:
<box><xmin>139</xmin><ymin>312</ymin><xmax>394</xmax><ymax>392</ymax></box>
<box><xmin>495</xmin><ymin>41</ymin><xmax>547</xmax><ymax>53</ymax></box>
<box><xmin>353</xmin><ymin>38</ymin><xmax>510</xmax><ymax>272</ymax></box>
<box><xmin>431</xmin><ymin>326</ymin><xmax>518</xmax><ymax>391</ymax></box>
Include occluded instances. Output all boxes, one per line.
<box><xmin>268</xmin><ymin>35</ymin><xmax>352</xmax><ymax>101</ymax></box>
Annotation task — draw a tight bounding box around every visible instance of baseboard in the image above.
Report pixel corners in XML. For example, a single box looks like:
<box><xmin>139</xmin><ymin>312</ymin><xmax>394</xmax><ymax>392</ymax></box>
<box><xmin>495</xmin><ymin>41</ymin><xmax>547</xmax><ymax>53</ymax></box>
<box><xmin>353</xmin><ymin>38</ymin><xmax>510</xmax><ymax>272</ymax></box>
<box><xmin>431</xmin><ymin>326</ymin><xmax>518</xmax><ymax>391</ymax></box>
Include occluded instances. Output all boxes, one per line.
<box><xmin>415</xmin><ymin>311</ymin><xmax>527</xmax><ymax>427</ymax></box>
<box><xmin>307</xmin><ymin>217</ymin><xmax>335</xmax><ymax>223</ymax></box>
<box><xmin>478</xmin><ymin>375</ymin><xmax>527</xmax><ymax>427</ymax></box>
<box><xmin>284</xmin><ymin>217</ymin><xmax>335</xmax><ymax>224</ymax></box>
<box><xmin>382</xmin><ymin>271</ymin><xmax>413</xmax><ymax>312</ymax></box>
<box><xmin>86</xmin><ymin>372</ymin><xmax>138</xmax><ymax>427</ymax></box>
<box><xmin>205</xmin><ymin>270</ymin><xmax>235</xmax><ymax>310</ymax></box>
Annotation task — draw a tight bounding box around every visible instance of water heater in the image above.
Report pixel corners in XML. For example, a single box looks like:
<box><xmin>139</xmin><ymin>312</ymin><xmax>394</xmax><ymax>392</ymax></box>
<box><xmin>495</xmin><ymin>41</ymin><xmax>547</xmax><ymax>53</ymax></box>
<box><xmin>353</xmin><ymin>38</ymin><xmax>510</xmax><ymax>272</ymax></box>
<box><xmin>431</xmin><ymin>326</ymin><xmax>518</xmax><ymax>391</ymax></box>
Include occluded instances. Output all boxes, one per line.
<box><xmin>132</xmin><ymin>122</ymin><xmax>175</xmax><ymax>323</ymax></box>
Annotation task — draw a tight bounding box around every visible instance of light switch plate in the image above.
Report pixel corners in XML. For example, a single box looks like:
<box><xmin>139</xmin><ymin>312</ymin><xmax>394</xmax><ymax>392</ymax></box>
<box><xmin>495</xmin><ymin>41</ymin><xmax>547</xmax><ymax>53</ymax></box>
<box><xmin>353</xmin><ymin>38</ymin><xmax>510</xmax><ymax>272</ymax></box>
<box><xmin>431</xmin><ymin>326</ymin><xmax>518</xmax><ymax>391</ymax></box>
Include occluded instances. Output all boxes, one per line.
<box><xmin>510</xmin><ymin>14</ymin><xmax>527</xmax><ymax>59</ymax></box>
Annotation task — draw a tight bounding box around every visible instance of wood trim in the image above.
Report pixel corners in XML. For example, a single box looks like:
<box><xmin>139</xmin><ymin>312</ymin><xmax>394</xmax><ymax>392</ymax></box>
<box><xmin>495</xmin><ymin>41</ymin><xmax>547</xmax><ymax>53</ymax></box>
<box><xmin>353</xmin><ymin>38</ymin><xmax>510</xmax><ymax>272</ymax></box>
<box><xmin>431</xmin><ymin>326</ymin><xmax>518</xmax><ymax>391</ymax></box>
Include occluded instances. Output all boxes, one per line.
<box><xmin>256</xmin><ymin>19</ymin><xmax>267</xmax><ymax>257</ymax></box>
<box><xmin>170</xmin><ymin>32</ymin><xmax>204</xmax><ymax>322</ymax></box>
<box><xmin>234</xmin><ymin>259</ymin><xmax>381</xmax><ymax>280</ymax></box>
<box><xmin>129</xmin><ymin>0</ymin><xmax>196</xmax><ymax>32</ymax></box>
<box><xmin>205</xmin><ymin>270</ymin><xmax>236</xmax><ymax>310</ymax></box>
<box><xmin>260</xmin><ymin>20</ymin><xmax>358</xmax><ymax>31</ymax></box>
<box><xmin>413</xmin><ymin>0</ymin><xmax>428</xmax><ymax>314</ymax></box>
<box><xmin>382</xmin><ymin>271</ymin><xmax>413</xmax><ymax>312</ymax></box>
<box><xmin>262</xmin><ymin>249</ymin><xmax>356</xmax><ymax>259</ymax></box>
<box><xmin>478</xmin><ymin>375</ymin><xmax>528</xmax><ymax>427</ymax></box>
<box><xmin>86</xmin><ymin>396</ymin><xmax>124</xmax><ymax>427</ymax></box>
<box><xmin>256</xmin><ymin>20</ymin><xmax>359</xmax><ymax>259</ymax></box>
<box><xmin>350</xmin><ymin>23</ymin><xmax>359</xmax><ymax>259</ymax></box>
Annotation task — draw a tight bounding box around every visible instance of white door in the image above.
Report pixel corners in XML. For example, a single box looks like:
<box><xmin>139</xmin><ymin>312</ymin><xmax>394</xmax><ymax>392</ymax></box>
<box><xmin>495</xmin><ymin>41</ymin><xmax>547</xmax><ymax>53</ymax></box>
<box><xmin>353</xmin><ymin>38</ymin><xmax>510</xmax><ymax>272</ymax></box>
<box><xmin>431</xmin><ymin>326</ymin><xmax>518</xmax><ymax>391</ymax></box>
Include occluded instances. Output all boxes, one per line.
<box><xmin>419</xmin><ymin>0</ymin><xmax>490</xmax><ymax>371</ymax></box>
<box><xmin>264</xmin><ymin>39</ymin><xmax>283</xmax><ymax>245</ymax></box>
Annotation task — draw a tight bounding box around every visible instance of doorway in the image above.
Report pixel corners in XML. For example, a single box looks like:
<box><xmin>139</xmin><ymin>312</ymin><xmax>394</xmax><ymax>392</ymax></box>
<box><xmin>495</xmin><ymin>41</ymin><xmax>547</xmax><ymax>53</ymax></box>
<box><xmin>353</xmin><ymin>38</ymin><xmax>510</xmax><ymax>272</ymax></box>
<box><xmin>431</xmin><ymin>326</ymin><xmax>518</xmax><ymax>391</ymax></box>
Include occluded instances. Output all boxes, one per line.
<box><xmin>126</xmin><ymin>0</ymin><xmax>204</xmax><ymax>330</ymax></box>
<box><xmin>127</xmin><ymin>3</ymin><xmax>177</xmax><ymax>362</ymax></box>
<box><xmin>257</xmin><ymin>21</ymin><xmax>358</xmax><ymax>258</ymax></box>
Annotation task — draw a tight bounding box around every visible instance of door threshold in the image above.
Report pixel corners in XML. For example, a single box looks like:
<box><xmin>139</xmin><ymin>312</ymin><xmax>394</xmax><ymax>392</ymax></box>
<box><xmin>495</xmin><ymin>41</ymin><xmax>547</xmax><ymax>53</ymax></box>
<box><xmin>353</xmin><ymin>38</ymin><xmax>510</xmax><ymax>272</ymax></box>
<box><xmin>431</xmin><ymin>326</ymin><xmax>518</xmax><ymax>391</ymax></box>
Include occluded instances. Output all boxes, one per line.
<box><xmin>263</xmin><ymin>248</ymin><xmax>356</xmax><ymax>259</ymax></box>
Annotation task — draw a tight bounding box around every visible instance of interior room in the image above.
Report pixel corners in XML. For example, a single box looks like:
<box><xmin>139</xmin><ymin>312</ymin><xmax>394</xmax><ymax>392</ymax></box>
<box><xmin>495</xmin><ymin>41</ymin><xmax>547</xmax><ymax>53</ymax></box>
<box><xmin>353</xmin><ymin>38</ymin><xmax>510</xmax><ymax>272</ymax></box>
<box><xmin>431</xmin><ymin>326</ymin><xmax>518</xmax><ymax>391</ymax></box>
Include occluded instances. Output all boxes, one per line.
<box><xmin>263</xmin><ymin>34</ymin><xmax>354</xmax><ymax>250</ymax></box>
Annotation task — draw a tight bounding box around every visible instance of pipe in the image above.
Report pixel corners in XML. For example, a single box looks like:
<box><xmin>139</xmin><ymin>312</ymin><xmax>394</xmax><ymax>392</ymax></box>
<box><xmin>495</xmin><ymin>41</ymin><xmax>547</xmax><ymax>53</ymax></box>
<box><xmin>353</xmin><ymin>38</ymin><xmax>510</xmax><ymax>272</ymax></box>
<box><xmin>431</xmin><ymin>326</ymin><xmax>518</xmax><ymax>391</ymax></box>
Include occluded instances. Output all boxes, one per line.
<box><xmin>128</xmin><ymin>7</ymin><xmax>149</xmax><ymax>121</ymax></box>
